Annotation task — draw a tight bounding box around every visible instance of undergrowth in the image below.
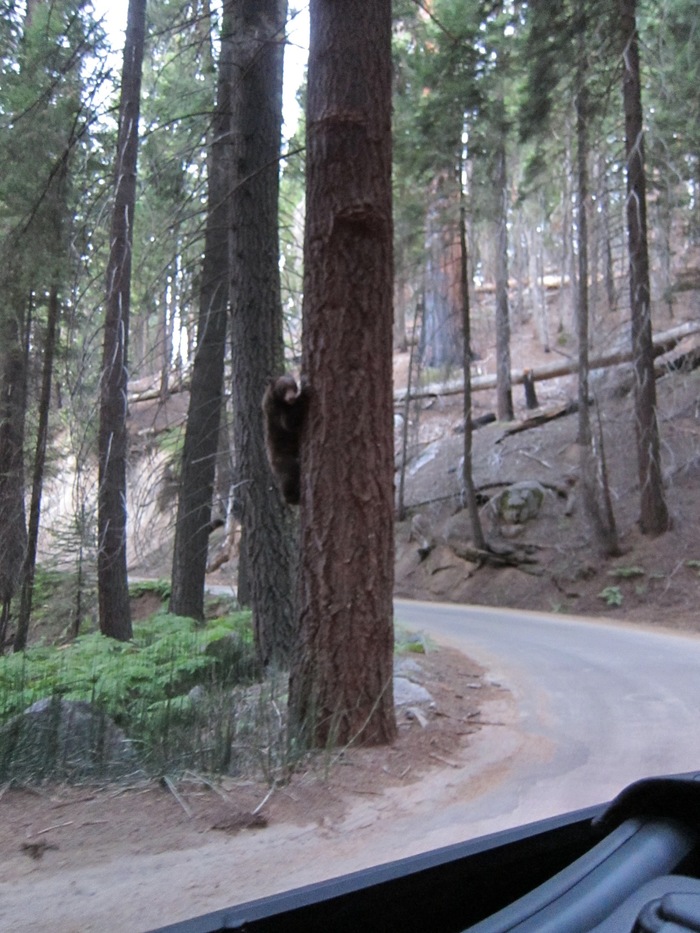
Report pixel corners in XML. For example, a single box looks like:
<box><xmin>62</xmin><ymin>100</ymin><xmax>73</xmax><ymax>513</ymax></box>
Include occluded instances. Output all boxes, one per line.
<box><xmin>2</xmin><ymin>578</ymin><xmax>423</xmax><ymax>786</ymax></box>
<box><xmin>0</xmin><ymin>607</ymin><xmax>300</xmax><ymax>783</ymax></box>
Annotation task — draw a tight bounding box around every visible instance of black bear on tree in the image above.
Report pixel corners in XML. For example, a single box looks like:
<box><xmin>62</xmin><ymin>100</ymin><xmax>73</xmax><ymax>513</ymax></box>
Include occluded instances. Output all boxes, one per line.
<box><xmin>262</xmin><ymin>375</ymin><xmax>310</xmax><ymax>505</ymax></box>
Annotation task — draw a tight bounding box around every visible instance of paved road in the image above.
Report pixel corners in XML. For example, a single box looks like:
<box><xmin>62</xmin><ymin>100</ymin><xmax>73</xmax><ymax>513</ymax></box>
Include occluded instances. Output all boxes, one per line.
<box><xmin>395</xmin><ymin>598</ymin><xmax>700</xmax><ymax>831</ymax></box>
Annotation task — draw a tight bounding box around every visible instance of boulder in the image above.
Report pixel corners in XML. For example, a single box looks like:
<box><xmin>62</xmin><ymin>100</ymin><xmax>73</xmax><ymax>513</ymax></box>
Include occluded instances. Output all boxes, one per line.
<box><xmin>490</xmin><ymin>481</ymin><xmax>546</xmax><ymax>525</ymax></box>
<box><xmin>0</xmin><ymin>697</ymin><xmax>138</xmax><ymax>782</ymax></box>
<box><xmin>393</xmin><ymin>677</ymin><xmax>434</xmax><ymax>708</ymax></box>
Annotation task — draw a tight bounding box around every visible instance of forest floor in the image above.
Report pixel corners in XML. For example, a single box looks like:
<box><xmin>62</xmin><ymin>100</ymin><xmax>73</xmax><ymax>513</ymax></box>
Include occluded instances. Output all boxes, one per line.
<box><xmin>4</xmin><ymin>287</ymin><xmax>700</xmax><ymax>932</ymax></box>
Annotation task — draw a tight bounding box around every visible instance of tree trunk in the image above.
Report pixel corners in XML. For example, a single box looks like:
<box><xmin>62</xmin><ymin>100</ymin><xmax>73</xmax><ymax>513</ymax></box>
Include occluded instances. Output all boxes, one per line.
<box><xmin>620</xmin><ymin>0</ymin><xmax>670</xmax><ymax>536</ymax></box>
<box><xmin>158</xmin><ymin>265</ymin><xmax>175</xmax><ymax>403</ymax></box>
<box><xmin>289</xmin><ymin>0</ymin><xmax>397</xmax><ymax>748</ymax></box>
<box><xmin>396</xmin><ymin>300</ymin><xmax>421</xmax><ymax>523</ymax></box>
<box><xmin>0</xmin><ymin>302</ymin><xmax>28</xmax><ymax>649</ymax></box>
<box><xmin>97</xmin><ymin>0</ymin><xmax>146</xmax><ymax>641</ymax></box>
<box><xmin>228</xmin><ymin>0</ymin><xmax>296</xmax><ymax>666</ymax></box>
<box><xmin>575</xmin><ymin>47</ymin><xmax>591</xmax><ymax>449</ymax></box>
<box><xmin>560</xmin><ymin>130</ymin><xmax>576</xmax><ymax>333</ymax></box>
<box><xmin>529</xmin><ymin>222</ymin><xmax>549</xmax><ymax>353</ymax></box>
<box><xmin>594</xmin><ymin>148</ymin><xmax>617</xmax><ymax>315</ymax></box>
<box><xmin>494</xmin><ymin>123</ymin><xmax>513</xmax><ymax>421</ymax></box>
<box><xmin>575</xmin><ymin>20</ymin><xmax>620</xmax><ymax>557</ymax></box>
<box><xmin>169</xmin><ymin>2</ymin><xmax>233</xmax><ymax>622</ymax></box>
<box><xmin>459</xmin><ymin>155</ymin><xmax>485</xmax><ymax>550</ymax></box>
<box><xmin>420</xmin><ymin>176</ymin><xmax>463</xmax><ymax>370</ymax></box>
<box><xmin>14</xmin><ymin>281</ymin><xmax>61</xmax><ymax>651</ymax></box>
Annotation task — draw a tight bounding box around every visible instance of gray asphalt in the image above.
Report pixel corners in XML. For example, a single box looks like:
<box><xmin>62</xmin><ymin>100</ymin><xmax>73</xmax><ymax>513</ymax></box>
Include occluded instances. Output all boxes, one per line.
<box><xmin>395</xmin><ymin>599</ymin><xmax>700</xmax><ymax>829</ymax></box>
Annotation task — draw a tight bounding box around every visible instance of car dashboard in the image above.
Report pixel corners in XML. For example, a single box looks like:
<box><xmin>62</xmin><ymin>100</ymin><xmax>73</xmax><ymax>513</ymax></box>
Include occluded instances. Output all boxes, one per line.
<box><xmin>151</xmin><ymin>772</ymin><xmax>700</xmax><ymax>933</ymax></box>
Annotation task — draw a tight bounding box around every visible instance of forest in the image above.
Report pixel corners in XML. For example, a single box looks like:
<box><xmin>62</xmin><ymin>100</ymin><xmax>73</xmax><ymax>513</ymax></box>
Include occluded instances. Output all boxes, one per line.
<box><xmin>1</xmin><ymin>0</ymin><xmax>699</xmax><ymax>776</ymax></box>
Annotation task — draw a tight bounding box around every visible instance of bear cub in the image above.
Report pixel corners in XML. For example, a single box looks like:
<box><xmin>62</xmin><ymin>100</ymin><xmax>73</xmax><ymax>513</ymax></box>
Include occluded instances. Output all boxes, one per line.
<box><xmin>262</xmin><ymin>375</ymin><xmax>310</xmax><ymax>505</ymax></box>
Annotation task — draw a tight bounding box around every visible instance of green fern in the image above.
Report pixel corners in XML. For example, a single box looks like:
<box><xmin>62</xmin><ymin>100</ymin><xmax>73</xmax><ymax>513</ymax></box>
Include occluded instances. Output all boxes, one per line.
<box><xmin>598</xmin><ymin>585</ymin><xmax>623</xmax><ymax>607</ymax></box>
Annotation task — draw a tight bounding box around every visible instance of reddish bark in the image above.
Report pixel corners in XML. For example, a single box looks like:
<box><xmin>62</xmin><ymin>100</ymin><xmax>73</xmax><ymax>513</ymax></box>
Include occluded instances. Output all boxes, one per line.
<box><xmin>289</xmin><ymin>0</ymin><xmax>396</xmax><ymax>747</ymax></box>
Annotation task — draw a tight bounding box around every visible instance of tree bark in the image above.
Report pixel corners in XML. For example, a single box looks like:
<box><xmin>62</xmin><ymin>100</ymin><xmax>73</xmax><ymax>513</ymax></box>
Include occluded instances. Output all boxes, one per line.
<box><xmin>14</xmin><ymin>281</ymin><xmax>60</xmax><ymax>651</ymax></box>
<box><xmin>169</xmin><ymin>2</ymin><xmax>233</xmax><ymax>622</ymax></box>
<box><xmin>493</xmin><ymin>120</ymin><xmax>513</xmax><ymax>421</ymax></box>
<box><xmin>289</xmin><ymin>0</ymin><xmax>396</xmax><ymax>748</ymax></box>
<box><xmin>459</xmin><ymin>154</ymin><xmax>485</xmax><ymax>550</ymax></box>
<box><xmin>0</xmin><ymin>301</ymin><xmax>28</xmax><ymax>648</ymax></box>
<box><xmin>228</xmin><ymin>0</ymin><xmax>296</xmax><ymax>666</ymax></box>
<box><xmin>420</xmin><ymin>176</ymin><xmax>463</xmax><ymax>369</ymax></box>
<box><xmin>575</xmin><ymin>29</ymin><xmax>591</xmax><ymax>449</ymax></box>
<box><xmin>620</xmin><ymin>0</ymin><xmax>670</xmax><ymax>535</ymax></box>
<box><xmin>97</xmin><ymin>0</ymin><xmax>146</xmax><ymax>641</ymax></box>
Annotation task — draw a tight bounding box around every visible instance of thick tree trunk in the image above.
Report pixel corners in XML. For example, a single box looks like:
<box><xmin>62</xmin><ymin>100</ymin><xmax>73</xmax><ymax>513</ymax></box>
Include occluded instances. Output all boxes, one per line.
<box><xmin>228</xmin><ymin>0</ymin><xmax>296</xmax><ymax>666</ymax></box>
<box><xmin>620</xmin><ymin>0</ymin><xmax>670</xmax><ymax>536</ymax></box>
<box><xmin>97</xmin><ymin>0</ymin><xmax>146</xmax><ymax>641</ymax></box>
<box><xmin>169</xmin><ymin>2</ymin><xmax>233</xmax><ymax>622</ymax></box>
<box><xmin>289</xmin><ymin>0</ymin><xmax>397</xmax><ymax>748</ymax></box>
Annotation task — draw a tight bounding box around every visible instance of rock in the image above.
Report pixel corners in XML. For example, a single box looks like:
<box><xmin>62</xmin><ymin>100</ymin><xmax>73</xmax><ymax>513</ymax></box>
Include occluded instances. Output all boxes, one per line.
<box><xmin>410</xmin><ymin>513</ymin><xmax>435</xmax><ymax>558</ymax></box>
<box><xmin>394</xmin><ymin>656</ymin><xmax>424</xmax><ymax>676</ymax></box>
<box><xmin>444</xmin><ymin>508</ymin><xmax>473</xmax><ymax>543</ymax></box>
<box><xmin>423</xmin><ymin>545</ymin><xmax>477</xmax><ymax>598</ymax></box>
<box><xmin>490</xmin><ymin>481</ymin><xmax>546</xmax><ymax>525</ymax></box>
<box><xmin>0</xmin><ymin>698</ymin><xmax>138</xmax><ymax>782</ymax></box>
<box><xmin>393</xmin><ymin>676</ymin><xmax>435</xmax><ymax>709</ymax></box>
<box><xmin>188</xmin><ymin>684</ymin><xmax>206</xmax><ymax>704</ymax></box>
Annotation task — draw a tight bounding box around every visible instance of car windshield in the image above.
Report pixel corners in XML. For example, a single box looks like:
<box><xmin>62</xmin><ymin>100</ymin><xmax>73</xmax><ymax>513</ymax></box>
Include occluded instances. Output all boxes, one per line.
<box><xmin>1</xmin><ymin>2</ymin><xmax>699</xmax><ymax>932</ymax></box>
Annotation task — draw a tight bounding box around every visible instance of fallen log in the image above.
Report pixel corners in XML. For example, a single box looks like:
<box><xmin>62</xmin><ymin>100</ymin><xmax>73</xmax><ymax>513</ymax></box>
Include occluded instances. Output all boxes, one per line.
<box><xmin>496</xmin><ymin>400</ymin><xmax>580</xmax><ymax>442</ymax></box>
<box><xmin>395</xmin><ymin>320</ymin><xmax>700</xmax><ymax>403</ymax></box>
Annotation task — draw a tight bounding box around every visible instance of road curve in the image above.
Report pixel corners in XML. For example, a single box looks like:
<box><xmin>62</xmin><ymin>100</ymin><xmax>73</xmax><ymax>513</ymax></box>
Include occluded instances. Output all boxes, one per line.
<box><xmin>395</xmin><ymin>598</ymin><xmax>700</xmax><ymax>832</ymax></box>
